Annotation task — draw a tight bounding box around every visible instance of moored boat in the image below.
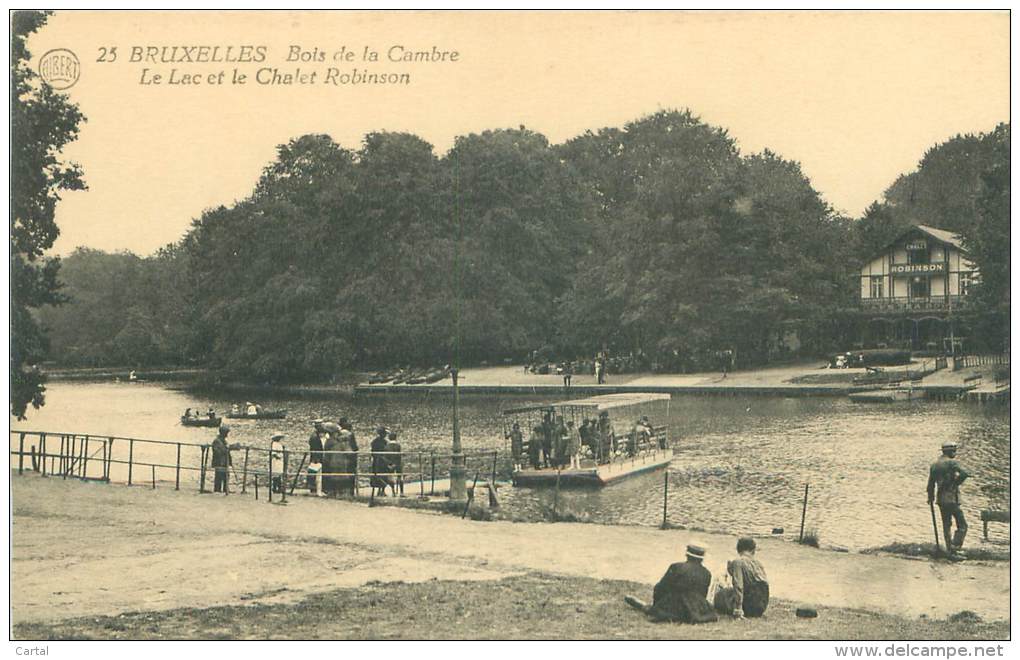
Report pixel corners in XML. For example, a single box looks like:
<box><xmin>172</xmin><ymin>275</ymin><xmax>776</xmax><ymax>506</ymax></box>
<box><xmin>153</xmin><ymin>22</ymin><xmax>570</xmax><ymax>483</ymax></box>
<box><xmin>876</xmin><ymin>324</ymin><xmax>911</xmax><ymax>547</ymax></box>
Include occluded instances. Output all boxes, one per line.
<box><xmin>226</xmin><ymin>408</ymin><xmax>288</xmax><ymax>420</ymax></box>
<box><xmin>849</xmin><ymin>384</ymin><xmax>925</xmax><ymax>403</ymax></box>
<box><xmin>503</xmin><ymin>392</ymin><xmax>673</xmax><ymax>488</ymax></box>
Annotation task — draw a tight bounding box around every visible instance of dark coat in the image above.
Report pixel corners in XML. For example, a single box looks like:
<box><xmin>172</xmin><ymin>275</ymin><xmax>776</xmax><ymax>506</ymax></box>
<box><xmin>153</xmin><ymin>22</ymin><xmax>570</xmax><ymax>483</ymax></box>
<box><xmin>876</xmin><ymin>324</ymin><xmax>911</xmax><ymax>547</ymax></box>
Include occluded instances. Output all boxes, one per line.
<box><xmin>210</xmin><ymin>437</ymin><xmax>232</xmax><ymax>468</ymax></box>
<box><xmin>308</xmin><ymin>432</ymin><xmax>324</xmax><ymax>464</ymax></box>
<box><xmin>650</xmin><ymin>560</ymin><xmax>718</xmax><ymax>623</ymax></box>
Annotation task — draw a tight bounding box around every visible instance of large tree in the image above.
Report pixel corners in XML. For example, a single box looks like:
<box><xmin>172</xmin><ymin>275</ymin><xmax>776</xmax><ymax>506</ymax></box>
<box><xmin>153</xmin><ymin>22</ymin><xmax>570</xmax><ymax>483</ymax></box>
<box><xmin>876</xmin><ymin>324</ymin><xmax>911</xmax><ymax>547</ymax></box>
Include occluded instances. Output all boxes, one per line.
<box><xmin>11</xmin><ymin>10</ymin><xmax>86</xmax><ymax>418</ymax></box>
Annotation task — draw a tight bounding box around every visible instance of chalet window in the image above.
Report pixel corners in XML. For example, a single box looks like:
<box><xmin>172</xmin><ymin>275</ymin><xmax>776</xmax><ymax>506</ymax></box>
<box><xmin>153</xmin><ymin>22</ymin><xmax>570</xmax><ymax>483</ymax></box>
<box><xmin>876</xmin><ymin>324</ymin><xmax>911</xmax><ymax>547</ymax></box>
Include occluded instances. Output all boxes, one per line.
<box><xmin>869</xmin><ymin>276</ymin><xmax>884</xmax><ymax>298</ymax></box>
<box><xmin>960</xmin><ymin>272</ymin><xmax>972</xmax><ymax>296</ymax></box>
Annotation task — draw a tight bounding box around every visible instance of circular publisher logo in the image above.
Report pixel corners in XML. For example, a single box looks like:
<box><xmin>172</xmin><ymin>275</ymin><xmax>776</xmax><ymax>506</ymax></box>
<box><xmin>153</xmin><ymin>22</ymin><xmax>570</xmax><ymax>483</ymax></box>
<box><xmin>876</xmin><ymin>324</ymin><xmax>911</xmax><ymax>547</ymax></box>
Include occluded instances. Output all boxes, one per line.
<box><xmin>38</xmin><ymin>48</ymin><xmax>80</xmax><ymax>90</ymax></box>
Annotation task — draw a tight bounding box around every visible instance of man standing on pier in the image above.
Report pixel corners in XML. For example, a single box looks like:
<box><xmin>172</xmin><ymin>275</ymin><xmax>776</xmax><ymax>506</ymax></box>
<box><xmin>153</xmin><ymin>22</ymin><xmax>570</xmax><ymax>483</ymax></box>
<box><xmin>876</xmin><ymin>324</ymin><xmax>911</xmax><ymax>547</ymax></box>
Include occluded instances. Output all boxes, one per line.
<box><xmin>927</xmin><ymin>441</ymin><xmax>970</xmax><ymax>557</ymax></box>
<box><xmin>210</xmin><ymin>424</ymin><xmax>233</xmax><ymax>493</ymax></box>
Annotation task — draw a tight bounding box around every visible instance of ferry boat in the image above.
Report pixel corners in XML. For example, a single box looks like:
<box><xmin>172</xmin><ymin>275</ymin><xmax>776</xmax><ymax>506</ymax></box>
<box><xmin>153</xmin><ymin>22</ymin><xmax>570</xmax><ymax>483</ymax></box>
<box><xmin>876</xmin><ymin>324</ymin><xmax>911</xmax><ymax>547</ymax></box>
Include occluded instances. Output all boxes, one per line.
<box><xmin>503</xmin><ymin>392</ymin><xmax>674</xmax><ymax>488</ymax></box>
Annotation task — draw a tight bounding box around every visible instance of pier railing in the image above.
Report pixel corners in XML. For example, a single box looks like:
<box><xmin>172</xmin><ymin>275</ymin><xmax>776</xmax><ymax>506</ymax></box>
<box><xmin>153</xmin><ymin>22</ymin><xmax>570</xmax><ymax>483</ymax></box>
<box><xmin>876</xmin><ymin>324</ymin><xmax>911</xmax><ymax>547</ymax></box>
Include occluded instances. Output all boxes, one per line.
<box><xmin>9</xmin><ymin>429</ymin><xmax>506</xmax><ymax>501</ymax></box>
<box><xmin>953</xmin><ymin>353</ymin><xmax>1010</xmax><ymax>371</ymax></box>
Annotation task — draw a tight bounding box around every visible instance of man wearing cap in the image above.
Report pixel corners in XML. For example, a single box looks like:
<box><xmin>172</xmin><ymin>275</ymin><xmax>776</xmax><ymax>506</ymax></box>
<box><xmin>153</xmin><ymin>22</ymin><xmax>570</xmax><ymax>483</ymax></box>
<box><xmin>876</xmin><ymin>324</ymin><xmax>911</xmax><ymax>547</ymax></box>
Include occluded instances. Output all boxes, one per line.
<box><xmin>307</xmin><ymin>419</ymin><xmax>325</xmax><ymax>496</ymax></box>
<box><xmin>649</xmin><ymin>543</ymin><xmax>718</xmax><ymax>623</ymax></box>
<box><xmin>269</xmin><ymin>433</ymin><xmax>286</xmax><ymax>494</ymax></box>
<box><xmin>210</xmin><ymin>424</ymin><xmax>233</xmax><ymax>493</ymax></box>
<box><xmin>927</xmin><ymin>441</ymin><xmax>971</xmax><ymax>556</ymax></box>
<box><xmin>371</xmin><ymin>426</ymin><xmax>392</xmax><ymax>496</ymax></box>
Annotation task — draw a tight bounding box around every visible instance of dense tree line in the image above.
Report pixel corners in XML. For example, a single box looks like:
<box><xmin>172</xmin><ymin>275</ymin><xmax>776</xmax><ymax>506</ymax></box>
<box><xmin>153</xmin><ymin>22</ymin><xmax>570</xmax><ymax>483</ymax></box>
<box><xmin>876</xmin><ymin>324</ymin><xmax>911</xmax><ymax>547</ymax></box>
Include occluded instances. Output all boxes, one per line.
<box><xmin>11</xmin><ymin>11</ymin><xmax>86</xmax><ymax>418</ymax></box>
<box><xmin>32</xmin><ymin>112</ymin><xmax>1010</xmax><ymax>382</ymax></box>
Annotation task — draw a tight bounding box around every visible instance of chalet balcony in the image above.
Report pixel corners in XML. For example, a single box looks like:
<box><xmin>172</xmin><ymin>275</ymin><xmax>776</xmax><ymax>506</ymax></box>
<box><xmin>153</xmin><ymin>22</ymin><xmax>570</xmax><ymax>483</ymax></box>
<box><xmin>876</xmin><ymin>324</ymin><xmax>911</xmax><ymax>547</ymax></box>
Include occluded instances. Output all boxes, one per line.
<box><xmin>859</xmin><ymin>295</ymin><xmax>969</xmax><ymax>314</ymax></box>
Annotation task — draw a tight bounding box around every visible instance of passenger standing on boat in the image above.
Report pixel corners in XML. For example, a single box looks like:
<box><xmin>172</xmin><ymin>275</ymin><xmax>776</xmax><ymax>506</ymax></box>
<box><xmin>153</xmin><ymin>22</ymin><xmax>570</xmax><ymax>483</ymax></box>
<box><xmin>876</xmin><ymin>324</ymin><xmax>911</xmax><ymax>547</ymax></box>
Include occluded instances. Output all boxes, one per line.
<box><xmin>338</xmin><ymin>418</ymin><xmax>359</xmax><ymax>495</ymax></box>
<box><xmin>648</xmin><ymin>544</ymin><xmax>718</xmax><ymax>623</ymax></box>
<box><xmin>386</xmin><ymin>431</ymin><xmax>404</xmax><ymax>497</ymax></box>
<box><xmin>552</xmin><ymin>416</ymin><xmax>569</xmax><ymax>468</ymax></box>
<box><xmin>562</xmin><ymin>361</ymin><xmax>573</xmax><ymax>390</ymax></box>
<box><xmin>566</xmin><ymin>420</ymin><xmax>581</xmax><ymax>470</ymax></box>
<box><xmin>528</xmin><ymin>426</ymin><xmax>543</xmax><ymax>469</ymax></box>
<box><xmin>210</xmin><ymin>425</ymin><xmax>233</xmax><ymax>493</ymax></box>
<box><xmin>507</xmin><ymin>422</ymin><xmax>524</xmax><ymax>471</ymax></box>
<box><xmin>714</xmin><ymin>537</ymin><xmax>770</xmax><ymax>618</ymax></box>
<box><xmin>927</xmin><ymin>441</ymin><xmax>970</xmax><ymax>557</ymax></box>
<box><xmin>307</xmin><ymin>419</ymin><xmax>325</xmax><ymax>496</ymax></box>
<box><xmin>371</xmin><ymin>427</ymin><xmax>392</xmax><ymax>496</ymax></box>
<box><xmin>541</xmin><ymin>413</ymin><xmax>554</xmax><ymax>468</ymax></box>
<box><xmin>269</xmin><ymin>433</ymin><xmax>285</xmax><ymax>494</ymax></box>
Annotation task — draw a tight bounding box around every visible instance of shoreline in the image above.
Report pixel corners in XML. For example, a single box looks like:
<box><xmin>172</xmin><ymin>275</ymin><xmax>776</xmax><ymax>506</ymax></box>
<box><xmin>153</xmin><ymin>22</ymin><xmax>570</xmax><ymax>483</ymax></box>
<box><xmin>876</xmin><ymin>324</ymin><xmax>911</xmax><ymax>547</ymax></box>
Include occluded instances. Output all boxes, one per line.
<box><xmin>12</xmin><ymin>472</ymin><xmax>1010</xmax><ymax>631</ymax></box>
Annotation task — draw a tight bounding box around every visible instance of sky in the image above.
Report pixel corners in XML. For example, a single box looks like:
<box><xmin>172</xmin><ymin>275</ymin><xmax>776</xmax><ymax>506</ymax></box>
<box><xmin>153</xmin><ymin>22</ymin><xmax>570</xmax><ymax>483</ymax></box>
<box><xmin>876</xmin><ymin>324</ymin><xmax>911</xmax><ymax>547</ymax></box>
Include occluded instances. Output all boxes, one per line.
<box><xmin>27</xmin><ymin>10</ymin><xmax>1010</xmax><ymax>257</ymax></box>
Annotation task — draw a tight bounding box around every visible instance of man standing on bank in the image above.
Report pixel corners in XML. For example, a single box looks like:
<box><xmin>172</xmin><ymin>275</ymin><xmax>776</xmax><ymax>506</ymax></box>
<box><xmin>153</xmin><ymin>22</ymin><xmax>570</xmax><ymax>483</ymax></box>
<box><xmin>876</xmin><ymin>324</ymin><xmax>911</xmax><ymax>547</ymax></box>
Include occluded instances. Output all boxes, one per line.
<box><xmin>927</xmin><ymin>441</ymin><xmax>970</xmax><ymax>558</ymax></box>
<box><xmin>210</xmin><ymin>424</ymin><xmax>233</xmax><ymax>493</ymax></box>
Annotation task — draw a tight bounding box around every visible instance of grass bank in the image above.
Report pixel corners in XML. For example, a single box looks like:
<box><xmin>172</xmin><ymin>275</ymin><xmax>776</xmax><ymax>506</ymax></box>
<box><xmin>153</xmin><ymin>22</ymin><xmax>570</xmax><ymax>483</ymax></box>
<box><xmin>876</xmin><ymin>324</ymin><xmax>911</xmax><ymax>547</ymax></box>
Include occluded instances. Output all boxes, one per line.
<box><xmin>13</xmin><ymin>573</ymin><xmax>1007</xmax><ymax>641</ymax></box>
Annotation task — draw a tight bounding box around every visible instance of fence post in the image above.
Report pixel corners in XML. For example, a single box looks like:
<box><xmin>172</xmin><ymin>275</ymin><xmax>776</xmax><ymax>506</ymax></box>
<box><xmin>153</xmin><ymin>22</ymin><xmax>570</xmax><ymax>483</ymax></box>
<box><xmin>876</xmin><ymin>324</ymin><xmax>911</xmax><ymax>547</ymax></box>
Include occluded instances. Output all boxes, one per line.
<box><xmin>661</xmin><ymin>469</ymin><xmax>669</xmax><ymax>528</ymax></box>
<box><xmin>41</xmin><ymin>434</ymin><xmax>47</xmax><ymax>477</ymax></box>
<box><xmin>102</xmin><ymin>440</ymin><xmax>109</xmax><ymax>481</ymax></box>
<box><xmin>799</xmin><ymin>483</ymin><xmax>810</xmax><ymax>542</ymax></box>
<box><xmin>83</xmin><ymin>436</ymin><xmax>90</xmax><ymax>479</ymax></box>
<box><xmin>254</xmin><ymin>475</ymin><xmax>259</xmax><ymax>501</ymax></box>
<box><xmin>175</xmin><ymin>443</ymin><xmax>181</xmax><ymax>491</ymax></box>
<box><xmin>59</xmin><ymin>436</ymin><xmax>66</xmax><ymax>477</ymax></box>
<box><xmin>199</xmin><ymin>446</ymin><xmax>208</xmax><ymax>494</ymax></box>
<box><xmin>418</xmin><ymin>452</ymin><xmax>425</xmax><ymax>499</ymax></box>
<box><xmin>281</xmin><ymin>449</ymin><xmax>288</xmax><ymax>503</ymax></box>
<box><xmin>491</xmin><ymin>450</ymin><xmax>498</xmax><ymax>486</ymax></box>
<box><xmin>31</xmin><ymin>445</ymin><xmax>38</xmax><ymax>472</ymax></box>
<box><xmin>241</xmin><ymin>447</ymin><xmax>250</xmax><ymax>494</ymax></box>
<box><xmin>18</xmin><ymin>433</ymin><xmax>25</xmax><ymax>475</ymax></box>
<box><xmin>353</xmin><ymin>452</ymin><xmax>359</xmax><ymax>497</ymax></box>
<box><xmin>430</xmin><ymin>451</ymin><xmax>436</xmax><ymax>496</ymax></box>
<box><xmin>128</xmin><ymin>439</ymin><xmax>135</xmax><ymax>486</ymax></box>
<box><xmin>268</xmin><ymin>448</ymin><xmax>273</xmax><ymax>503</ymax></box>
<box><xmin>152</xmin><ymin>464</ymin><xmax>156</xmax><ymax>490</ymax></box>
<box><xmin>106</xmin><ymin>438</ymin><xmax>114</xmax><ymax>481</ymax></box>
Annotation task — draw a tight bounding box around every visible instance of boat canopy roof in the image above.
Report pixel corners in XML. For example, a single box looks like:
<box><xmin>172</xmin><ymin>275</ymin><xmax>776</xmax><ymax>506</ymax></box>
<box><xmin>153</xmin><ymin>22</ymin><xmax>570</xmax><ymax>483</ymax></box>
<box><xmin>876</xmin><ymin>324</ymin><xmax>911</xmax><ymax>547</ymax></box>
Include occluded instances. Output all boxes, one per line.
<box><xmin>501</xmin><ymin>392</ymin><xmax>671</xmax><ymax>415</ymax></box>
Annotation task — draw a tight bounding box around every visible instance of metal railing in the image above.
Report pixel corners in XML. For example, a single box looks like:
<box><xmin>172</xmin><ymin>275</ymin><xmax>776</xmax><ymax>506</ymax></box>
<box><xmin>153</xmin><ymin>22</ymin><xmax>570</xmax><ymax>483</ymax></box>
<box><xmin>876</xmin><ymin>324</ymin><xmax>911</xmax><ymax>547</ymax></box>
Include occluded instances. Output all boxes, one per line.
<box><xmin>9</xmin><ymin>430</ymin><xmax>505</xmax><ymax>503</ymax></box>
<box><xmin>860</xmin><ymin>295</ymin><xmax>969</xmax><ymax>313</ymax></box>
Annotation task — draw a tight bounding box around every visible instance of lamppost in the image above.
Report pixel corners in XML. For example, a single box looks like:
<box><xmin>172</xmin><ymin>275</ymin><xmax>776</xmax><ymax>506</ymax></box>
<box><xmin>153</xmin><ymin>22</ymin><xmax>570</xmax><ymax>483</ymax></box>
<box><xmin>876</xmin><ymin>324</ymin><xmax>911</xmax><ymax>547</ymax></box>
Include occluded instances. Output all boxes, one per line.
<box><xmin>449</xmin><ymin>367</ymin><xmax>467</xmax><ymax>501</ymax></box>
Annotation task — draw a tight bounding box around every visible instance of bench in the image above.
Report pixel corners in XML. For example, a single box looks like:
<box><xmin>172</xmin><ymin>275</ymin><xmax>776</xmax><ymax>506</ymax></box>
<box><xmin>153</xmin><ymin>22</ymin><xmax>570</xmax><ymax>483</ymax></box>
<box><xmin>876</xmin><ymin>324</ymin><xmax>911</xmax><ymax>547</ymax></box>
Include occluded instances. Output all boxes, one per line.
<box><xmin>980</xmin><ymin>509</ymin><xmax>1010</xmax><ymax>540</ymax></box>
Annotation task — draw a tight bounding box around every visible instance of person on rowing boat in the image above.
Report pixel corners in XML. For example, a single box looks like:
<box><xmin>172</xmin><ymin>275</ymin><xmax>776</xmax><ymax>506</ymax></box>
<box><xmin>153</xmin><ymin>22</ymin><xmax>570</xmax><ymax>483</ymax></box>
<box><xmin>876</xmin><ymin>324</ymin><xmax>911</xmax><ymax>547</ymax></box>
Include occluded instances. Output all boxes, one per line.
<box><xmin>206</xmin><ymin>407</ymin><xmax>216</xmax><ymax>419</ymax></box>
<box><xmin>184</xmin><ymin>407</ymin><xmax>193</xmax><ymax>419</ymax></box>
<box><xmin>245</xmin><ymin>402</ymin><xmax>257</xmax><ymax>416</ymax></box>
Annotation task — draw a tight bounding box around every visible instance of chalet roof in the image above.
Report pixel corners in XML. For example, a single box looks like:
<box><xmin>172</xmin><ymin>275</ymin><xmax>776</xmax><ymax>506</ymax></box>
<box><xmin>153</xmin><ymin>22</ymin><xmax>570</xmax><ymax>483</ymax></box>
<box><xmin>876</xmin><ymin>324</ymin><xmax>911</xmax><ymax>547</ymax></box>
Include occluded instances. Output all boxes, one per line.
<box><xmin>502</xmin><ymin>392</ymin><xmax>671</xmax><ymax>415</ymax></box>
<box><xmin>914</xmin><ymin>224</ymin><xmax>964</xmax><ymax>250</ymax></box>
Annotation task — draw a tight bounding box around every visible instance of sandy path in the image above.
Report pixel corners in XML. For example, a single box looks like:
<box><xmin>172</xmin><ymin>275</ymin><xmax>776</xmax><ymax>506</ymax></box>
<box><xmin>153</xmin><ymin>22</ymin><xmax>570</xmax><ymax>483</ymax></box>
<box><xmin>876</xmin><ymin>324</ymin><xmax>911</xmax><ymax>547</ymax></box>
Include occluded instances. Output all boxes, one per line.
<box><xmin>12</xmin><ymin>474</ymin><xmax>1008</xmax><ymax>625</ymax></box>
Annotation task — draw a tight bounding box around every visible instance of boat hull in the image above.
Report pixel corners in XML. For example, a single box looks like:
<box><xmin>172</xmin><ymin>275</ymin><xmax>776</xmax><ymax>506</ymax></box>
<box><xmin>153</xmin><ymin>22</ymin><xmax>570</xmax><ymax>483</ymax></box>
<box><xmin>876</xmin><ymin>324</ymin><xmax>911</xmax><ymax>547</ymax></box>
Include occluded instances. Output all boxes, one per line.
<box><xmin>849</xmin><ymin>389</ymin><xmax>924</xmax><ymax>403</ymax></box>
<box><xmin>513</xmin><ymin>448</ymin><xmax>673</xmax><ymax>488</ymax></box>
<box><xmin>181</xmin><ymin>416</ymin><xmax>222</xmax><ymax>427</ymax></box>
<box><xmin>226</xmin><ymin>409</ymin><xmax>288</xmax><ymax>420</ymax></box>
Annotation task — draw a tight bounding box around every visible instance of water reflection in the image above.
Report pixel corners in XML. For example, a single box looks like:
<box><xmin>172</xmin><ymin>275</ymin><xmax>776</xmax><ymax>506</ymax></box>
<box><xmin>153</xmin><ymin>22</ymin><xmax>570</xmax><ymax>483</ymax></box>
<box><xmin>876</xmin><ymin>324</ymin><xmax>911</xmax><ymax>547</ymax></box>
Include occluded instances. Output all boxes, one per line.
<box><xmin>10</xmin><ymin>382</ymin><xmax>1009</xmax><ymax>549</ymax></box>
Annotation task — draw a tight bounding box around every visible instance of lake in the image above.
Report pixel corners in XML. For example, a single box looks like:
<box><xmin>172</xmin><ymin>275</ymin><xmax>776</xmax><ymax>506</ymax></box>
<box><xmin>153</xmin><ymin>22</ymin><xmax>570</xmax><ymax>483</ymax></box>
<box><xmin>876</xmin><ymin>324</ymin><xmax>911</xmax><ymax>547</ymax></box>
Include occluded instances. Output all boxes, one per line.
<box><xmin>9</xmin><ymin>381</ymin><xmax>1009</xmax><ymax>550</ymax></box>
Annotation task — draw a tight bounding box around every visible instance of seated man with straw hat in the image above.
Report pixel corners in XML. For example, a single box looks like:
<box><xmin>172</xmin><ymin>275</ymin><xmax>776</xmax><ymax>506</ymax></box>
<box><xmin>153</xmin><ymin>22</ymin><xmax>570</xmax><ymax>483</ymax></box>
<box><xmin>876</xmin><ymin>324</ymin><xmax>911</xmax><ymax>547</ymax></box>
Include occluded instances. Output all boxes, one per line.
<box><xmin>626</xmin><ymin>543</ymin><xmax>718</xmax><ymax>624</ymax></box>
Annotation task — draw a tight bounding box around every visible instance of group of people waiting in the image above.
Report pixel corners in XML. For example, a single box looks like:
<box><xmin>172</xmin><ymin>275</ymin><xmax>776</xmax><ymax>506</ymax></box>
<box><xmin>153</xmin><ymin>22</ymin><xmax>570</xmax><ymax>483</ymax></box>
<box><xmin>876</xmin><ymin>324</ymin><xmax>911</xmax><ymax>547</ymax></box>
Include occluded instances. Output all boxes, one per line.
<box><xmin>305</xmin><ymin>418</ymin><xmax>360</xmax><ymax>497</ymax></box>
<box><xmin>507</xmin><ymin>411</ymin><xmax>660</xmax><ymax>471</ymax></box>
<box><xmin>633</xmin><ymin>538</ymin><xmax>770</xmax><ymax>623</ymax></box>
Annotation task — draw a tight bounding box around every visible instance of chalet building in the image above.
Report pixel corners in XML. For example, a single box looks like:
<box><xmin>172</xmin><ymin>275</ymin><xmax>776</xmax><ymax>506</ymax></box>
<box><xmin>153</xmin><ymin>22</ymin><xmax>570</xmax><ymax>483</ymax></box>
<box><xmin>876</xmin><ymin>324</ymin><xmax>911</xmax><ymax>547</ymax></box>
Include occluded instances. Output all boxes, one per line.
<box><xmin>857</xmin><ymin>224</ymin><xmax>977</xmax><ymax>352</ymax></box>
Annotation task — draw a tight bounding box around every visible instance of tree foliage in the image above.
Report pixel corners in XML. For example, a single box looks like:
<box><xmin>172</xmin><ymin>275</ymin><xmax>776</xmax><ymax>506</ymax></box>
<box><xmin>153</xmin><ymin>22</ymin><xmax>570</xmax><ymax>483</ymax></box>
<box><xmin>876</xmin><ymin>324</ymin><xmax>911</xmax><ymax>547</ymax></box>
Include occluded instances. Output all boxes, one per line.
<box><xmin>34</xmin><ymin>110</ymin><xmax>1009</xmax><ymax>381</ymax></box>
<box><xmin>11</xmin><ymin>10</ymin><xmax>86</xmax><ymax>418</ymax></box>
